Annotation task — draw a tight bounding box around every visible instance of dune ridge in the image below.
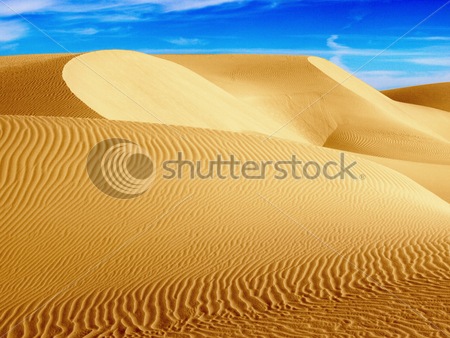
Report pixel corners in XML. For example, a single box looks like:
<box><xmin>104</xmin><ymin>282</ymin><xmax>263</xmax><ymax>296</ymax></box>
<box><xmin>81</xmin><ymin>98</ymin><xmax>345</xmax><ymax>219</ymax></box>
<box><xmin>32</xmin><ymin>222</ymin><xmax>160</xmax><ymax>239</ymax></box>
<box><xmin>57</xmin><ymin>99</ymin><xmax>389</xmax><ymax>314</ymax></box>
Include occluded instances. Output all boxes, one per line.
<box><xmin>160</xmin><ymin>54</ymin><xmax>450</xmax><ymax>162</ymax></box>
<box><xmin>63</xmin><ymin>50</ymin><xmax>304</xmax><ymax>143</ymax></box>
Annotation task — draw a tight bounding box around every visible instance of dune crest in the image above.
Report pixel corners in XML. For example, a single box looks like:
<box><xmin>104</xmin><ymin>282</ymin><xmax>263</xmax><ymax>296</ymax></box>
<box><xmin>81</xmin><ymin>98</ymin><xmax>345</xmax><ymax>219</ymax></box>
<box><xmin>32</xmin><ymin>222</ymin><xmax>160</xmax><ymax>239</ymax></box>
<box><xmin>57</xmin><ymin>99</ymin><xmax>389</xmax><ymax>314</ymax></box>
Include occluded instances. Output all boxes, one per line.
<box><xmin>63</xmin><ymin>50</ymin><xmax>304</xmax><ymax>143</ymax></box>
<box><xmin>160</xmin><ymin>55</ymin><xmax>450</xmax><ymax>163</ymax></box>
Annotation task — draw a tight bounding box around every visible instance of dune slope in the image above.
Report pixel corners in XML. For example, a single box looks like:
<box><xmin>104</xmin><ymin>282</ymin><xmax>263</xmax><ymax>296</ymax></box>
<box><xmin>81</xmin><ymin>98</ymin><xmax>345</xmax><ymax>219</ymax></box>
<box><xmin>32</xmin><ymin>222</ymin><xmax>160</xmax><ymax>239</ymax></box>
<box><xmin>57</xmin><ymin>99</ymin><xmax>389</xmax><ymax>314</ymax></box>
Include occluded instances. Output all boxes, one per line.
<box><xmin>63</xmin><ymin>50</ymin><xmax>304</xmax><ymax>143</ymax></box>
<box><xmin>0</xmin><ymin>54</ymin><xmax>98</xmax><ymax>118</ymax></box>
<box><xmin>160</xmin><ymin>55</ymin><xmax>450</xmax><ymax>164</ymax></box>
<box><xmin>0</xmin><ymin>115</ymin><xmax>449</xmax><ymax>337</ymax></box>
<box><xmin>159</xmin><ymin>54</ymin><xmax>450</xmax><ymax>201</ymax></box>
<box><xmin>383</xmin><ymin>82</ymin><xmax>450</xmax><ymax>112</ymax></box>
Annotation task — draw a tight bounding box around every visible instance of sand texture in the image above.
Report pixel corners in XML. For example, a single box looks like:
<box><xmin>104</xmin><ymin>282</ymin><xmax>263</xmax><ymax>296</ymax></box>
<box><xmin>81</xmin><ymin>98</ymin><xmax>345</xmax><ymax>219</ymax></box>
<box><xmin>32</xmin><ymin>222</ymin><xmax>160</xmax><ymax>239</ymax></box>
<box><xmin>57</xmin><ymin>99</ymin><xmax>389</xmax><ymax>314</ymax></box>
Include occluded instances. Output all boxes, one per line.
<box><xmin>0</xmin><ymin>50</ymin><xmax>449</xmax><ymax>337</ymax></box>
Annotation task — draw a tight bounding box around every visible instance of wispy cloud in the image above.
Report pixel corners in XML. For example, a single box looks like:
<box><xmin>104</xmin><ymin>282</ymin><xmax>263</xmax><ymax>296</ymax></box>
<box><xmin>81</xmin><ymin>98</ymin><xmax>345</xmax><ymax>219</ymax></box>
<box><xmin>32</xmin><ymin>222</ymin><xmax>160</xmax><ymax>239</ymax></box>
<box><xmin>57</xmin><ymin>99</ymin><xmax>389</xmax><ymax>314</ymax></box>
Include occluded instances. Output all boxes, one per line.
<box><xmin>146</xmin><ymin>0</ymin><xmax>245</xmax><ymax>12</ymax></box>
<box><xmin>167</xmin><ymin>37</ymin><xmax>206</xmax><ymax>46</ymax></box>
<box><xmin>0</xmin><ymin>0</ymin><xmax>392</xmax><ymax>17</ymax></box>
<box><xmin>0</xmin><ymin>0</ymin><xmax>248</xmax><ymax>17</ymax></box>
<box><xmin>72</xmin><ymin>27</ymin><xmax>99</xmax><ymax>35</ymax></box>
<box><xmin>98</xmin><ymin>14</ymin><xmax>144</xmax><ymax>22</ymax></box>
<box><xmin>0</xmin><ymin>0</ymin><xmax>54</xmax><ymax>17</ymax></box>
<box><xmin>0</xmin><ymin>43</ymin><xmax>18</xmax><ymax>50</ymax></box>
<box><xmin>407</xmin><ymin>36</ymin><xmax>450</xmax><ymax>41</ymax></box>
<box><xmin>0</xmin><ymin>20</ymin><xmax>28</xmax><ymax>42</ymax></box>
<box><xmin>326</xmin><ymin>35</ymin><xmax>351</xmax><ymax>70</ymax></box>
<box><xmin>409</xmin><ymin>57</ymin><xmax>450</xmax><ymax>67</ymax></box>
<box><xmin>360</xmin><ymin>70</ymin><xmax>450</xmax><ymax>90</ymax></box>
<box><xmin>325</xmin><ymin>34</ymin><xmax>450</xmax><ymax>58</ymax></box>
<box><xmin>324</xmin><ymin>34</ymin><xmax>450</xmax><ymax>89</ymax></box>
<box><xmin>52</xmin><ymin>26</ymin><xmax>125</xmax><ymax>37</ymax></box>
<box><xmin>326</xmin><ymin>34</ymin><xmax>347</xmax><ymax>50</ymax></box>
<box><xmin>63</xmin><ymin>13</ymin><xmax>144</xmax><ymax>22</ymax></box>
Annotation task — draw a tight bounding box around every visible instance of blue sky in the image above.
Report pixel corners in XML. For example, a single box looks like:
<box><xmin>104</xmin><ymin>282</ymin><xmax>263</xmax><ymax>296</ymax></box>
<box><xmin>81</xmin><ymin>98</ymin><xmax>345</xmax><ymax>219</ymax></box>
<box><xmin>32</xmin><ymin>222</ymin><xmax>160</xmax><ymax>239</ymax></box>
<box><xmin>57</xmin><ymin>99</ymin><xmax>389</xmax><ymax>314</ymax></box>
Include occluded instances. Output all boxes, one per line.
<box><xmin>0</xmin><ymin>0</ymin><xmax>449</xmax><ymax>89</ymax></box>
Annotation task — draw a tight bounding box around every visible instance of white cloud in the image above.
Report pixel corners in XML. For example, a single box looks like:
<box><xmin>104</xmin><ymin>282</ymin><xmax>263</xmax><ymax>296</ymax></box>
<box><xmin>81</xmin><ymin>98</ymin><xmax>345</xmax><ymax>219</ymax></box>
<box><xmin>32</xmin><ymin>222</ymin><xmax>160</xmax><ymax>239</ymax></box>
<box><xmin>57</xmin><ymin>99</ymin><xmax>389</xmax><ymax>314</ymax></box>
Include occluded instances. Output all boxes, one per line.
<box><xmin>324</xmin><ymin>35</ymin><xmax>450</xmax><ymax>59</ymax></box>
<box><xmin>0</xmin><ymin>20</ymin><xmax>28</xmax><ymax>42</ymax></box>
<box><xmin>0</xmin><ymin>0</ymin><xmax>393</xmax><ymax>17</ymax></box>
<box><xmin>408</xmin><ymin>36</ymin><xmax>450</xmax><ymax>41</ymax></box>
<box><xmin>327</xmin><ymin>35</ymin><xmax>347</xmax><ymax>50</ymax></box>
<box><xmin>98</xmin><ymin>14</ymin><xmax>143</xmax><ymax>22</ymax></box>
<box><xmin>167</xmin><ymin>37</ymin><xmax>206</xmax><ymax>46</ymax></box>
<box><xmin>0</xmin><ymin>0</ymin><xmax>54</xmax><ymax>16</ymax></box>
<box><xmin>63</xmin><ymin>13</ymin><xmax>143</xmax><ymax>22</ymax></box>
<box><xmin>329</xmin><ymin>55</ymin><xmax>349</xmax><ymax>70</ymax></box>
<box><xmin>50</xmin><ymin>2</ymin><xmax>123</xmax><ymax>14</ymax></box>
<box><xmin>358</xmin><ymin>70</ymin><xmax>450</xmax><ymax>90</ymax></box>
<box><xmin>52</xmin><ymin>26</ymin><xmax>126</xmax><ymax>36</ymax></box>
<box><xmin>325</xmin><ymin>35</ymin><xmax>399</xmax><ymax>57</ymax></box>
<box><xmin>327</xmin><ymin>35</ymin><xmax>351</xmax><ymax>71</ymax></box>
<box><xmin>409</xmin><ymin>58</ymin><xmax>450</xmax><ymax>67</ymax></box>
<box><xmin>324</xmin><ymin>34</ymin><xmax>450</xmax><ymax>89</ymax></box>
<box><xmin>72</xmin><ymin>27</ymin><xmax>99</xmax><ymax>35</ymax></box>
<box><xmin>358</xmin><ymin>70</ymin><xmax>405</xmax><ymax>77</ymax></box>
<box><xmin>3</xmin><ymin>0</ymin><xmax>247</xmax><ymax>16</ymax></box>
<box><xmin>0</xmin><ymin>43</ymin><xmax>18</xmax><ymax>50</ymax></box>
<box><xmin>130</xmin><ymin>0</ymin><xmax>245</xmax><ymax>12</ymax></box>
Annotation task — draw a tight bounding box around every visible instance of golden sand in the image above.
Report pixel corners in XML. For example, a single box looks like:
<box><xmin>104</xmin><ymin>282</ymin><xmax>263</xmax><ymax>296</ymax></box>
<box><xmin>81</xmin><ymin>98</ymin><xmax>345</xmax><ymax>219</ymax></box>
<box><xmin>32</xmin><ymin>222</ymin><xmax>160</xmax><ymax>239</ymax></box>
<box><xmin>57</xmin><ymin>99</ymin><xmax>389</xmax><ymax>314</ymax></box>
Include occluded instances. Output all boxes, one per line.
<box><xmin>0</xmin><ymin>51</ymin><xmax>449</xmax><ymax>337</ymax></box>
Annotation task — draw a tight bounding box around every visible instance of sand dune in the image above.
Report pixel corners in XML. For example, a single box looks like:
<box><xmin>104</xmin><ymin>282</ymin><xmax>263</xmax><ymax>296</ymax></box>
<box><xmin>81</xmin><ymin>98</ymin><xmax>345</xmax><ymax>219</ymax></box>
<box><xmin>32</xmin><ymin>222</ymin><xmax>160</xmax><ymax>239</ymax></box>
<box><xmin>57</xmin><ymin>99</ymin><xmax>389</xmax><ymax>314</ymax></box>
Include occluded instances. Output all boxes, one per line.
<box><xmin>1</xmin><ymin>115</ymin><xmax>449</xmax><ymax>337</ymax></box>
<box><xmin>160</xmin><ymin>53</ymin><xmax>450</xmax><ymax>200</ymax></box>
<box><xmin>383</xmin><ymin>82</ymin><xmax>450</xmax><ymax>112</ymax></box>
<box><xmin>0</xmin><ymin>54</ymin><xmax>98</xmax><ymax>118</ymax></box>
<box><xmin>0</xmin><ymin>51</ymin><xmax>449</xmax><ymax>337</ymax></box>
<box><xmin>161</xmin><ymin>54</ymin><xmax>450</xmax><ymax>163</ymax></box>
<box><xmin>63</xmin><ymin>50</ymin><xmax>303</xmax><ymax>143</ymax></box>
<box><xmin>360</xmin><ymin>154</ymin><xmax>450</xmax><ymax>203</ymax></box>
